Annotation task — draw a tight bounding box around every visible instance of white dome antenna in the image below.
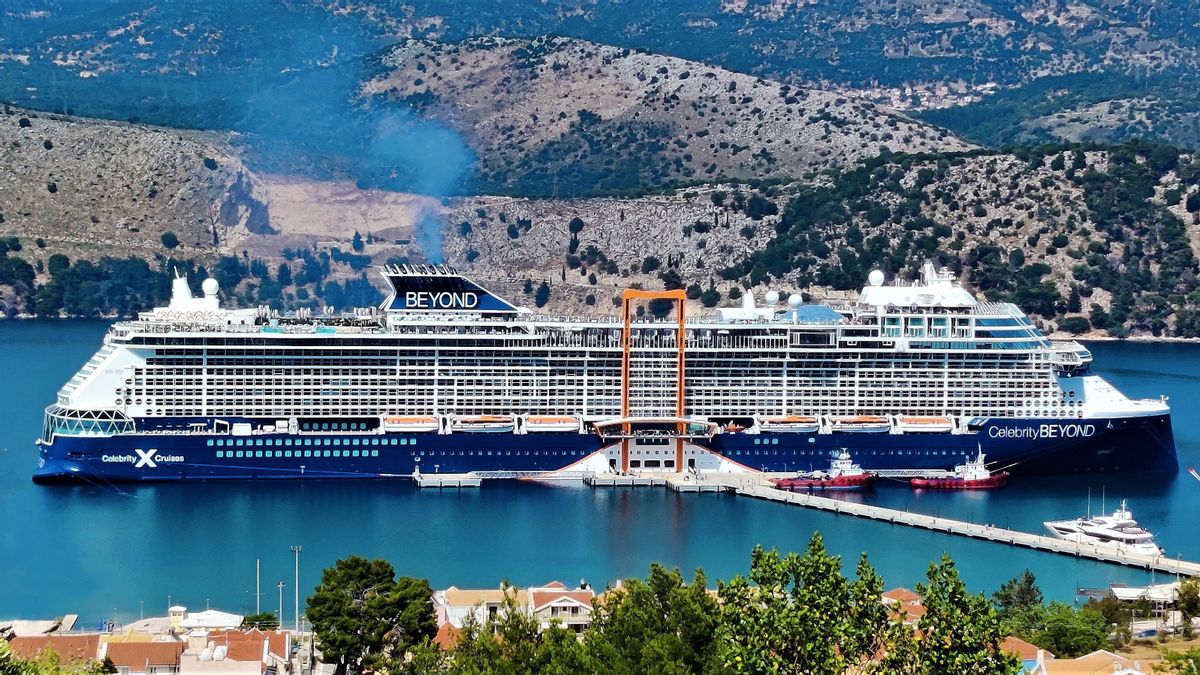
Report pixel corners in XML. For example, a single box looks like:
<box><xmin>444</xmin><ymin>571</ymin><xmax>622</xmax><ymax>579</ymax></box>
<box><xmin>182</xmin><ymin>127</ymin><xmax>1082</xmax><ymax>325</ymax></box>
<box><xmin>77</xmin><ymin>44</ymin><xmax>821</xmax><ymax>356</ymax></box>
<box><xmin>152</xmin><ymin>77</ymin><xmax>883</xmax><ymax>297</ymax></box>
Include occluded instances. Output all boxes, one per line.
<box><xmin>868</xmin><ymin>269</ymin><xmax>885</xmax><ymax>287</ymax></box>
<box><xmin>202</xmin><ymin>278</ymin><xmax>220</xmax><ymax>297</ymax></box>
<box><xmin>787</xmin><ymin>293</ymin><xmax>802</xmax><ymax>309</ymax></box>
<box><xmin>764</xmin><ymin>290</ymin><xmax>780</xmax><ymax>307</ymax></box>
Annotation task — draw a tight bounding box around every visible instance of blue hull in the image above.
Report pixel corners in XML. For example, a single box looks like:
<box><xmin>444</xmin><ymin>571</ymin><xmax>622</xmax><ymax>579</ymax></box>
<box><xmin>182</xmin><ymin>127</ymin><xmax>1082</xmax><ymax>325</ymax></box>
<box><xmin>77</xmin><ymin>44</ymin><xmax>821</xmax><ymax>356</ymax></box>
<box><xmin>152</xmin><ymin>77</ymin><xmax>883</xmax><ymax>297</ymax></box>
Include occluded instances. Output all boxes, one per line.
<box><xmin>33</xmin><ymin>414</ymin><xmax>1175</xmax><ymax>483</ymax></box>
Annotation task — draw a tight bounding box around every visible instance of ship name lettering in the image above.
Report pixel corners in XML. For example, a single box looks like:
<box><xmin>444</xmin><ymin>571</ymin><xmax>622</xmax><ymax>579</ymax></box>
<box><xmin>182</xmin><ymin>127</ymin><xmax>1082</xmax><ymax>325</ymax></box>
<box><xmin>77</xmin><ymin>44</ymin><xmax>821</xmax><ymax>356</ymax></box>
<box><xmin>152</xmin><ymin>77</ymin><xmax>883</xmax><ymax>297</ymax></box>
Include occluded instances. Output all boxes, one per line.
<box><xmin>988</xmin><ymin>424</ymin><xmax>1096</xmax><ymax>439</ymax></box>
<box><xmin>405</xmin><ymin>291</ymin><xmax>479</xmax><ymax>309</ymax></box>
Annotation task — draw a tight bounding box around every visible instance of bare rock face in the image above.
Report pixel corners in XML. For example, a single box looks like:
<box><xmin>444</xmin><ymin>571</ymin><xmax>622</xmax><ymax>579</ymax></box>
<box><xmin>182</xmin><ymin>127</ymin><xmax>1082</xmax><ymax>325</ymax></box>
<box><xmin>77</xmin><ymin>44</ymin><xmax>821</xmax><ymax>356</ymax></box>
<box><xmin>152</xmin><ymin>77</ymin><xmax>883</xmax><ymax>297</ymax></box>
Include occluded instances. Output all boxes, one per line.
<box><xmin>365</xmin><ymin>36</ymin><xmax>974</xmax><ymax>193</ymax></box>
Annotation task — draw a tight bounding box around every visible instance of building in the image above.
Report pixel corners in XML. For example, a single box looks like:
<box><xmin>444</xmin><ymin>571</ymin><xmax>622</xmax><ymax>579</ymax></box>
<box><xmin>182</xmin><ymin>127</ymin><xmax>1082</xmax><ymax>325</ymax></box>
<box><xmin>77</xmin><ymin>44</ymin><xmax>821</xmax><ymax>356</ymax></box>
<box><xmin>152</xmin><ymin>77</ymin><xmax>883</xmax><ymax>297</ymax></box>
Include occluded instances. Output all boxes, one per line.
<box><xmin>881</xmin><ymin>587</ymin><xmax>925</xmax><ymax>625</ymax></box>
<box><xmin>529</xmin><ymin>581</ymin><xmax>596</xmax><ymax>634</ymax></box>
<box><xmin>101</xmin><ymin>641</ymin><xmax>186</xmax><ymax>675</ymax></box>
<box><xmin>434</xmin><ymin>580</ymin><xmax>595</xmax><ymax>634</ymax></box>
<box><xmin>179</xmin><ymin>629</ymin><xmax>290</xmax><ymax>675</ymax></box>
<box><xmin>1029</xmin><ymin>649</ymin><xmax>1148</xmax><ymax>674</ymax></box>
<box><xmin>8</xmin><ymin>635</ymin><xmax>101</xmax><ymax>664</ymax></box>
<box><xmin>1000</xmin><ymin>636</ymin><xmax>1052</xmax><ymax>674</ymax></box>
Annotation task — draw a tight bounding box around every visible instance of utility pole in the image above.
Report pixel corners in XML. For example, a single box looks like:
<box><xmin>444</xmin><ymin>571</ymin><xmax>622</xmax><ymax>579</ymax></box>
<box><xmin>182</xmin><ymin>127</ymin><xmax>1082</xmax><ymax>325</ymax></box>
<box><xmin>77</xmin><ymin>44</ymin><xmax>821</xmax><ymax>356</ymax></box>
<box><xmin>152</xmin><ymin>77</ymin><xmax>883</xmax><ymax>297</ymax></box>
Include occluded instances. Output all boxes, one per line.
<box><xmin>277</xmin><ymin>581</ymin><xmax>286</xmax><ymax>622</ymax></box>
<box><xmin>256</xmin><ymin>559</ymin><xmax>261</xmax><ymax>614</ymax></box>
<box><xmin>291</xmin><ymin>545</ymin><xmax>302</xmax><ymax>634</ymax></box>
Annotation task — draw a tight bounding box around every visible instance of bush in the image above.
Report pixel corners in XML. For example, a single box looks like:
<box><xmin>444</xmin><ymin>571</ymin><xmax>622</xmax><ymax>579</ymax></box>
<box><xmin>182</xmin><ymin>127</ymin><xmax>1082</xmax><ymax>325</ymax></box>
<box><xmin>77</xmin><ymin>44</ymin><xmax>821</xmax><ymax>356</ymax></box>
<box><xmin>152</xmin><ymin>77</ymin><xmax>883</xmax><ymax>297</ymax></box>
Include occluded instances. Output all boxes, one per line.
<box><xmin>161</xmin><ymin>231</ymin><xmax>180</xmax><ymax>249</ymax></box>
<box><xmin>1058</xmin><ymin>316</ymin><xmax>1090</xmax><ymax>334</ymax></box>
<box><xmin>641</xmin><ymin>256</ymin><xmax>662</xmax><ymax>274</ymax></box>
<box><xmin>203</xmin><ymin>157</ymin><xmax>218</xmax><ymax>170</ymax></box>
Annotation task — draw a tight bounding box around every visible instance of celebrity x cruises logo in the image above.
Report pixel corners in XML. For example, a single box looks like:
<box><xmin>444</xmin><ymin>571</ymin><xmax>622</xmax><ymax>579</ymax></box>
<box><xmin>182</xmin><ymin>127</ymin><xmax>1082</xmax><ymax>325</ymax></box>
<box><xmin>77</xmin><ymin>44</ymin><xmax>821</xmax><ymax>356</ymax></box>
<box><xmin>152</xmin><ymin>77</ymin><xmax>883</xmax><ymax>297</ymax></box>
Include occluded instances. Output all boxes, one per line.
<box><xmin>135</xmin><ymin>448</ymin><xmax>157</xmax><ymax>468</ymax></box>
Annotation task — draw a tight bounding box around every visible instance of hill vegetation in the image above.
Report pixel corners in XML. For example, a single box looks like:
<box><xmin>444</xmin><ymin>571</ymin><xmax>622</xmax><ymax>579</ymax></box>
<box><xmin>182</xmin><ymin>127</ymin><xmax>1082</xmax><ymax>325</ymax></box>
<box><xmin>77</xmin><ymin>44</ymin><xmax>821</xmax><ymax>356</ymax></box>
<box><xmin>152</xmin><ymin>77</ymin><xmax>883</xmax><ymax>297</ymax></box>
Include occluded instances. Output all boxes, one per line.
<box><xmin>366</xmin><ymin>36</ymin><xmax>971</xmax><ymax>196</ymax></box>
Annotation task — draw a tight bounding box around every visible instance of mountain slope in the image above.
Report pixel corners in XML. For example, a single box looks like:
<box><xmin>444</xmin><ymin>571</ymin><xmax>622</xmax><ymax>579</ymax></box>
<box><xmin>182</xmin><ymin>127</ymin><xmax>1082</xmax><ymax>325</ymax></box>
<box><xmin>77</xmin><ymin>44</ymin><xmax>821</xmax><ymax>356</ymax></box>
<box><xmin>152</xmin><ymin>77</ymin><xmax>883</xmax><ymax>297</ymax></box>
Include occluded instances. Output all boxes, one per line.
<box><xmin>365</xmin><ymin>36</ymin><xmax>973</xmax><ymax>195</ymax></box>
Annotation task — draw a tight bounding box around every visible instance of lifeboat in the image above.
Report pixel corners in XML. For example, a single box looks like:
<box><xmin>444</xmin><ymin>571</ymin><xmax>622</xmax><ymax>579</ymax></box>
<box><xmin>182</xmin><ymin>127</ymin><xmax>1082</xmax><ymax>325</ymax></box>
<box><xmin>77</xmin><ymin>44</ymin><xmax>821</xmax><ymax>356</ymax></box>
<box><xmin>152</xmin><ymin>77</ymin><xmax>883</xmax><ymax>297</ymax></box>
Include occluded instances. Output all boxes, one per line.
<box><xmin>774</xmin><ymin>450</ymin><xmax>876</xmax><ymax>491</ymax></box>
<box><xmin>450</xmin><ymin>415</ymin><xmax>516</xmax><ymax>434</ymax></box>
<box><xmin>829</xmin><ymin>415</ymin><xmax>891</xmax><ymax>433</ymax></box>
<box><xmin>525</xmin><ymin>415</ymin><xmax>580</xmax><ymax>433</ymax></box>
<box><xmin>897</xmin><ymin>416</ymin><xmax>954</xmax><ymax>434</ymax></box>
<box><xmin>756</xmin><ymin>415</ymin><xmax>820</xmax><ymax>433</ymax></box>
<box><xmin>381</xmin><ymin>416</ymin><xmax>440</xmax><ymax>433</ymax></box>
<box><xmin>910</xmin><ymin>451</ymin><xmax>1009</xmax><ymax>490</ymax></box>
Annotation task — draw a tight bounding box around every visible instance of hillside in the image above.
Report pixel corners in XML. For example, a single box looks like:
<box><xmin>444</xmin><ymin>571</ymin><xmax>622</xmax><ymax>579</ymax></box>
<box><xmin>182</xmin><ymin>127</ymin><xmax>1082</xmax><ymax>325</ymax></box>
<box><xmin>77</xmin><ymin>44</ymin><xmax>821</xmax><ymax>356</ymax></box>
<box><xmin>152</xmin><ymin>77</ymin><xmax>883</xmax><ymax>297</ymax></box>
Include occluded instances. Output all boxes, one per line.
<box><xmin>2</xmin><ymin>1</ymin><xmax>1198</xmax><ymax>160</ymax></box>
<box><xmin>439</xmin><ymin>142</ymin><xmax>1200</xmax><ymax>338</ymax></box>
<box><xmin>365</xmin><ymin>36</ymin><xmax>972</xmax><ymax>194</ymax></box>
<box><xmin>3</xmin><ymin>100</ymin><xmax>1196</xmax><ymax>339</ymax></box>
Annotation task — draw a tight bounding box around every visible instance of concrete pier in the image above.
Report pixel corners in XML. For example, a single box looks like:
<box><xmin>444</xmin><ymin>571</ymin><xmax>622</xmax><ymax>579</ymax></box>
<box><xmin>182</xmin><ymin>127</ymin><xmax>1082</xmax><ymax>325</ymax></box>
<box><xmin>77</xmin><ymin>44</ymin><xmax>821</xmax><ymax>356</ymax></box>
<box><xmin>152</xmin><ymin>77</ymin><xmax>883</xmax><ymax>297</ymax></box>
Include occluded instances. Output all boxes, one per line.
<box><xmin>413</xmin><ymin>473</ymin><xmax>482</xmax><ymax>488</ymax></box>
<box><xmin>736</xmin><ymin>484</ymin><xmax>1200</xmax><ymax>576</ymax></box>
<box><xmin>584</xmin><ymin>474</ymin><xmax>664</xmax><ymax>488</ymax></box>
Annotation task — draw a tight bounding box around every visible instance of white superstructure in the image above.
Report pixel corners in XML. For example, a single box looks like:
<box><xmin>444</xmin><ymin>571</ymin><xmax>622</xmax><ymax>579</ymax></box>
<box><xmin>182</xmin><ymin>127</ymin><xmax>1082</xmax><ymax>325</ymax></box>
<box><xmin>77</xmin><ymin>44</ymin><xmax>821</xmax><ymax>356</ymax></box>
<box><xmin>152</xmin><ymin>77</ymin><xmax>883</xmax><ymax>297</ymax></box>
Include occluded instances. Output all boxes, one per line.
<box><xmin>44</xmin><ymin>263</ymin><xmax>1166</xmax><ymax>440</ymax></box>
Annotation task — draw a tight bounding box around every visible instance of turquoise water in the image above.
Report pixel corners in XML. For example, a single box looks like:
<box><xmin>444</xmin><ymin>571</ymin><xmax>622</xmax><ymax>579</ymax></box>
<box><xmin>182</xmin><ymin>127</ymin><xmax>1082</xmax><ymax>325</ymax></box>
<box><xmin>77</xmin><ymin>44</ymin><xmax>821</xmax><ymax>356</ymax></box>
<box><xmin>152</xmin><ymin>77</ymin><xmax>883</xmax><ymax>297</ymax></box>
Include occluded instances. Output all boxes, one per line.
<box><xmin>1</xmin><ymin>322</ymin><xmax>1198</xmax><ymax>624</ymax></box>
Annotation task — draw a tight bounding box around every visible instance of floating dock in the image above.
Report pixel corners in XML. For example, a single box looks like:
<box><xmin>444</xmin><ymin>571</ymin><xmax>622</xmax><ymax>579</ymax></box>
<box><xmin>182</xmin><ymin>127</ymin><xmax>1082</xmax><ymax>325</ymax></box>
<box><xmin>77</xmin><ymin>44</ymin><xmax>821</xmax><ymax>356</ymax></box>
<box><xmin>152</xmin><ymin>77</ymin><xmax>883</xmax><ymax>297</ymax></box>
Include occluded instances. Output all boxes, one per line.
<box><xmin>412</xmin><ymin>473</ymin><xmax>482</xmax><ymax>488</ymax></box>
<box><xmin>735</xmin><ymin>484</ymin><xmax>1200</xmax><ymax>576</ymax></box>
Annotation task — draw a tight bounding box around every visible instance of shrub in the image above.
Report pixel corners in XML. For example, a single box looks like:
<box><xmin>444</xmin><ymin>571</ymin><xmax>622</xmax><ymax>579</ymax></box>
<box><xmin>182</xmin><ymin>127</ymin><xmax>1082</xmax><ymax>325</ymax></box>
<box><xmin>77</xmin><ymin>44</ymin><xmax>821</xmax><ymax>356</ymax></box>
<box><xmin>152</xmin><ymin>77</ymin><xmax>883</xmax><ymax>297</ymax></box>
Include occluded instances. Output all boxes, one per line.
<box><xmin>1058</xmin><ymin>316</ymin><xmax>1091</xmax><ymax>334</ymax></box>
<box><xmin>161</xmin><ymin>231</ymin><xmax>180</xmax><ymax>249</ymax></box>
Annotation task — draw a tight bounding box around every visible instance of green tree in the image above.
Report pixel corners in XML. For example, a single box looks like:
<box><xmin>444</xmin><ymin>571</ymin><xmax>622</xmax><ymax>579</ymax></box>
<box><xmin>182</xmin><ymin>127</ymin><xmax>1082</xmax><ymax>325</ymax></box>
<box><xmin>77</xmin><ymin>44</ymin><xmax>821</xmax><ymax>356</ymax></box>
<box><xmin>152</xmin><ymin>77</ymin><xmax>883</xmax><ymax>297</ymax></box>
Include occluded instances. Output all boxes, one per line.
<box><xmin>534</xmin><ymin>281</ymin><xmax>551</xmax><ymax>308</ymax></box>
<box><xmin>1178</xmin><ymin>578</ymin><xmax>1200</xmax><ymax>639</ymax></box>
<box><xmin>587</xmin><ymin>564</ymin><xmax>719</xmax><ymax>674</ymax></box>
<box><xmin>716</xmin><ymin>533</ymin><xmax>887</xmax><ymax>674</ymax></box>
<box><xmin>306</xmin><ymin>556</ymin><xmax>436</xmax><ymax>675</ymax></box>
<box><xmin>568</xmin><ymin>217</ymin><xmax>585</xmax><ymax>234</ymax></box>
<box><xmin>994</xmin><ymin>569</ymin><xmax>1043</xmax><ymax>618</ymax></box>
<box><xmin>241</xmin><ymin>611</ymin><xmax>280</xmax><ymax>631</ymax></box>
<box><xmin>915</xmin><ymin>555</ymin><xmax>1021</xmax><ymax>674</ymax></box>
<box><xmin>352</xmin><ymin>231</ymin><xmax>365</xmax><ymax>252</ymax></box>
<box><xmin>160</xmin><ymin>231</ymin><xmax>179</xmax><ymax>249</ymax></box>
<box><xmin>1029</xmin><ymin>603</ymin><xmax>1108</xmax><ymax>658</ymax></box>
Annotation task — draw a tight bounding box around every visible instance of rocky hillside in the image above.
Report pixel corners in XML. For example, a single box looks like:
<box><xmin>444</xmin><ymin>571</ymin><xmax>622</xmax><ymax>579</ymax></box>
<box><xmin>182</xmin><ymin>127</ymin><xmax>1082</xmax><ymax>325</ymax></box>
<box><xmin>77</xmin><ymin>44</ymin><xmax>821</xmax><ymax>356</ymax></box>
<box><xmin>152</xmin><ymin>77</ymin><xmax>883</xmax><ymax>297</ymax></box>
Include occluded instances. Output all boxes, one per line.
<box><xmin>440</xmin><ymin>142</ymin><xmax>1200</xmax><ymax>338</ymax></box>
<box><xmin>365</xmin><ymin>36</ymin><xmax>973</xmax><ymax>195</ymax></box>
<box><xmin>3</xmin><ymin>1</ymin><xmax>1198</xmax><ymax>151</ymax></box>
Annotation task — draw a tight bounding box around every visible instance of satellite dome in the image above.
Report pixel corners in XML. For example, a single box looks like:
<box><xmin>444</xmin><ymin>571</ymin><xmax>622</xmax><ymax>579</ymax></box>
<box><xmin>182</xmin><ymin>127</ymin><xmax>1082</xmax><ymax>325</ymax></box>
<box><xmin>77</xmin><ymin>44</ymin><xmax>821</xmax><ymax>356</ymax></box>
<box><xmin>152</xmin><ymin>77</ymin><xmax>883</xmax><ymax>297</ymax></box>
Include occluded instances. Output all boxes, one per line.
<box><xmin>764</xmin><ymin>290</ymin><xmax>780</xmax><ymax>306</ymax></box>
<box><xmin>868</xmin><ymin>270</ymin><xmax>885</xmax><ymax>287</ymax></box>
<box><xmin>202</xmin><ymin>278</ymin><xmax>220</xmax><ymax>296</ymax></box>
<box><xmin>787</xmin><ymin>293</ymin><xmax>802</xmax><ymax>309</ymax></box>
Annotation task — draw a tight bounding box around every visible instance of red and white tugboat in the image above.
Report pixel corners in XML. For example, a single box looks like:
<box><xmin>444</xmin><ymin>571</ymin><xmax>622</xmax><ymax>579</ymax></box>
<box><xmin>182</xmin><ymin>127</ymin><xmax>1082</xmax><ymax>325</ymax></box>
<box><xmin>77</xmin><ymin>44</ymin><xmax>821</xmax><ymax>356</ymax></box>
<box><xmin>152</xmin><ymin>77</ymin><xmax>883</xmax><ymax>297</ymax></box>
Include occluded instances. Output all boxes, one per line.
<box><xmin>910</xmin><ymin>449</ymin><xmax>1009</xmax><ymax>490</ymax></box>
<box><xmin>774</xmin><ymin>450</ymin><xmax>877</xmax><ymax>491</ymax></box>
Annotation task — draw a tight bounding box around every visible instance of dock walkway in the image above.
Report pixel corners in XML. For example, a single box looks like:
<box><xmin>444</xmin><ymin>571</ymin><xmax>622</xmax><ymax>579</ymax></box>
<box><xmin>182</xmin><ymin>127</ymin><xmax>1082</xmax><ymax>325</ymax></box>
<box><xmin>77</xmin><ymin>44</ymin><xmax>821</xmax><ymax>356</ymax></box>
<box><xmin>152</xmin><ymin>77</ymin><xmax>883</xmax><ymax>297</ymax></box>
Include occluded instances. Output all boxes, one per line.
<box><xmin>735</xmin><ymin>484</ymin><xmax>1200</xmax><ymax>576</ymax></box>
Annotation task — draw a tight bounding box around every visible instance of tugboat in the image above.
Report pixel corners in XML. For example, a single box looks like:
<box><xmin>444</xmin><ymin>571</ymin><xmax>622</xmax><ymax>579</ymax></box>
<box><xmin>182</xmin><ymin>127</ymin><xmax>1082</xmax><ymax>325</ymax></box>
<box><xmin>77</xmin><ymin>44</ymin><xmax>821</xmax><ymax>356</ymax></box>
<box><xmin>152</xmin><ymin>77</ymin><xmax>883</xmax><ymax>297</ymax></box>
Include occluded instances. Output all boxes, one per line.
<box><xmin>910</xmin><ymin>449</ymin><xmax>1009</xmax><ymax>490</ymax></box>
<box><xmin>774</xmin><ymin>450</ymin><xmax>877</xmax><ymax>491</ymax></box>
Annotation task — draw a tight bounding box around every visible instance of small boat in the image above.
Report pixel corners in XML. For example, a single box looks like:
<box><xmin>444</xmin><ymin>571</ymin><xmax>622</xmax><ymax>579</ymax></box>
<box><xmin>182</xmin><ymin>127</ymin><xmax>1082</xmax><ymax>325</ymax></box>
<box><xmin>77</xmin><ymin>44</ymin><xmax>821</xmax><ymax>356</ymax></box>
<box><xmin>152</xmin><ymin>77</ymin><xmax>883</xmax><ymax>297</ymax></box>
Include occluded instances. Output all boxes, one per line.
<box><xmin>450</xmin><ymin>415</ymin><xmax>516</xmax><ymax>434</ymax></box>
<box><xmin>524</xmin><ymin>415</ymin><xmax>580</xmax><ymax>432</ymax></box>
<box><xmin>896</xmin><ymin>415</ymin><xmax>954</xmax><ymax>434</ymax></box>
<box><xmin>381</xmin><ymin>415</ymin><xmax>440</xmax><ymax>433</ymax></box>
<box><xmin>1044</xmin><ymin>499</ymin><xmax>1163</xmax><ymax>556</ymax></box>
<box><xmin>774</xmin><ymin>450</ymin><xmax>876</xmax><ymax>491</ymax></box>
<box><xmin>829</xmin><ymin>415</ymin><xmax>891</xmax><ymax>433</ymax></box>
<box><xmin>756</xmin><ymin>415</ymin><xmax>819</xmax><ymax>433</ymax></box>
<box><xmin>910</xmin><ymin>450</ymin><xmax>1008</xmax><ymax>489</ymax></box>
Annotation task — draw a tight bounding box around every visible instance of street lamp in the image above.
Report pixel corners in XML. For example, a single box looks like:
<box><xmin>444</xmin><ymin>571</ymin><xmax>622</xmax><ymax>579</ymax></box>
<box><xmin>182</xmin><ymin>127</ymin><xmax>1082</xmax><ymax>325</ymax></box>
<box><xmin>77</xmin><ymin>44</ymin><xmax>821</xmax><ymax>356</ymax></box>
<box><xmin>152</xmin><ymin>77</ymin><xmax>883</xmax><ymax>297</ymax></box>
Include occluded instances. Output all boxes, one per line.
<box><xmin>277</xmin><ymin>581</ymin><xmax>286</xmax><ymax>622</ymax></box>
<box><xmin>291</xmin><ymin>545</ymin><xmax>302</xmax><ymax>634</ymax></box>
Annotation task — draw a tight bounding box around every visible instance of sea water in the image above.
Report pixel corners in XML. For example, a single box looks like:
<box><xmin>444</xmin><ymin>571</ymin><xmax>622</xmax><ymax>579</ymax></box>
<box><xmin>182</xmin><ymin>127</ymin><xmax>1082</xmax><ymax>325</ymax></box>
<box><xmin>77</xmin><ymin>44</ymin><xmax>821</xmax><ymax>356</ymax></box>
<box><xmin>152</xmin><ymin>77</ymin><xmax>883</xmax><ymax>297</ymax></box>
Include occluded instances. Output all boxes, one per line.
<box><xmin>1</xmin><ymin>322</ymin><xmax>1197</xmax><ymax>623</ymax></box>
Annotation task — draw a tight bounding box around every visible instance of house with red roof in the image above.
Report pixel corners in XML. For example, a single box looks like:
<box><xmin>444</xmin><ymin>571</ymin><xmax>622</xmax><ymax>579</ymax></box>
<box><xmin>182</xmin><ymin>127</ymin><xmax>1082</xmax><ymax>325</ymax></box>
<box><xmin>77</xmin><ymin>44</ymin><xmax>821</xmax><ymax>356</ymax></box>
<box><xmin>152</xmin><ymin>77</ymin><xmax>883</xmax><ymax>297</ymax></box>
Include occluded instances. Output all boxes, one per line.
<box><xmin>101</xmin><ymin>641</ymin><xmax>185</xmax><ymax>675</ymax></box>
<box><xmin>9</xmin><ymin>635</ymin><xmax>101</xmax><ymax>664</ymax></box>
<box><xmin>528</xmin><ymin>581</ymin><xmax>596</xmax><ymax>634</ymax></box>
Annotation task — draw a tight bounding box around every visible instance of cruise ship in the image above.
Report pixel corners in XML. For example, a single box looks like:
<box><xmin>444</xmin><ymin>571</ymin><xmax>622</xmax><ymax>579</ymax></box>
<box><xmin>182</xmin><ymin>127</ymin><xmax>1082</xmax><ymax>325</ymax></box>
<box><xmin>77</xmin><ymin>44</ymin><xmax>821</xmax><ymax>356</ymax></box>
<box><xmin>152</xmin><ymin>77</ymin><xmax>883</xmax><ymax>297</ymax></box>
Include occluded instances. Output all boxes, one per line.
<box><xmin>33</xmin><ymin>262</ymin><xmax>1176</xmax><ymax>483</ymax></box>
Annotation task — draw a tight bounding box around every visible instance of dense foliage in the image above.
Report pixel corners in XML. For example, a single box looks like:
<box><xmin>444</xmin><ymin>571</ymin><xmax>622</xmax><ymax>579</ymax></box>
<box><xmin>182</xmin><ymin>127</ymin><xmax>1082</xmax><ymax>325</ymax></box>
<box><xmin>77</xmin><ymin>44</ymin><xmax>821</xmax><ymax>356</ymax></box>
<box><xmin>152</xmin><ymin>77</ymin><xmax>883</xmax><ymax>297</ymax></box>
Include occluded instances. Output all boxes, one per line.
<box><xmin>365</xmin><ymin>534</ymin><xmax>1019</xmax><ymax>674</ymax></box>
<box><xmin>721</xmin><ymin>140</ymin><xmax>1200</xmax><ymax>336</ymax></box>
<box><xmin>307</xmin><ymin>556</ymin><xmax>437</xmax><ymax>675</ymax></box>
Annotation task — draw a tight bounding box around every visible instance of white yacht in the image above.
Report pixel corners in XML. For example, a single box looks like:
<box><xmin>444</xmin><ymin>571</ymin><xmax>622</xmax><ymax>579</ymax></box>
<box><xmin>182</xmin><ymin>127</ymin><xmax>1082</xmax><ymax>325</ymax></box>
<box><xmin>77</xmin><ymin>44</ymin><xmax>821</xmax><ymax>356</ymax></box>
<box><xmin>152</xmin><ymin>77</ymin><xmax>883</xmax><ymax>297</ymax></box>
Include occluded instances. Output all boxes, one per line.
<box><xmin>1044</xmin><ymin>499</ymin><xmax>1163</xmax><ymax>556</ymax></box>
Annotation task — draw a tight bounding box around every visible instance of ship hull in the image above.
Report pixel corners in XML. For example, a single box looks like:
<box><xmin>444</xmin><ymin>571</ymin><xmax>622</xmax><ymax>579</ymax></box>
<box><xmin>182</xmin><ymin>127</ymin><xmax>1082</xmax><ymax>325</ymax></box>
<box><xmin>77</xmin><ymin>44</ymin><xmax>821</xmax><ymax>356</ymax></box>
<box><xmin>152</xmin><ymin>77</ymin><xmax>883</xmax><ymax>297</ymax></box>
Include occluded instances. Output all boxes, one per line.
<box><xmin>33</xmin><ymin>413</ymin><xmax>1175</xmax><ymax>483</ymax></box>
